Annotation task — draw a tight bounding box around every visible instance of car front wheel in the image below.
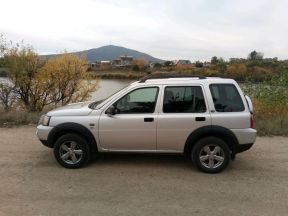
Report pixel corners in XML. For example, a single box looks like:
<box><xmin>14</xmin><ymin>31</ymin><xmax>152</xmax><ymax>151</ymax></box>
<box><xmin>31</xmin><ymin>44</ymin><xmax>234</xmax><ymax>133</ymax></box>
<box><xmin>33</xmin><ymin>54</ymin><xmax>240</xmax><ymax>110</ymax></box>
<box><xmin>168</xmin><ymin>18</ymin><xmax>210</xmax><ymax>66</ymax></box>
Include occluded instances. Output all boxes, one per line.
<box><xmin>192</xmin><ymin>137</ymin><xmax>230</xmax><ymax>173</ymax></box>
<box><xmin>54</xmin><ymin>133</ymin><xmax>91</xmax><ymax>169</ymax></box>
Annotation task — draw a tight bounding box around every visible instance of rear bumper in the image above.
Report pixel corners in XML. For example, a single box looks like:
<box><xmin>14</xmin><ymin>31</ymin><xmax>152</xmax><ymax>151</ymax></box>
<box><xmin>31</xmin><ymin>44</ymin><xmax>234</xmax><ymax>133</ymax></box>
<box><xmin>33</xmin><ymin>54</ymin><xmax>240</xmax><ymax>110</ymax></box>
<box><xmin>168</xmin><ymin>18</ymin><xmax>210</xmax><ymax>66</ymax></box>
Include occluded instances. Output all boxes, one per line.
<box><xmin>231</xmin><ymin>128</ymin><xmax>257</xmax><ymax>145</ymax></box>
<box><xmin>235</xmin><ymin>143</ymin><xmax>254</xmax><ymax>153</ymax></box>
<box><xmin>231</xmin><ymin>128</ymin><xmax>256</xmax><ymax>154</ymax></box>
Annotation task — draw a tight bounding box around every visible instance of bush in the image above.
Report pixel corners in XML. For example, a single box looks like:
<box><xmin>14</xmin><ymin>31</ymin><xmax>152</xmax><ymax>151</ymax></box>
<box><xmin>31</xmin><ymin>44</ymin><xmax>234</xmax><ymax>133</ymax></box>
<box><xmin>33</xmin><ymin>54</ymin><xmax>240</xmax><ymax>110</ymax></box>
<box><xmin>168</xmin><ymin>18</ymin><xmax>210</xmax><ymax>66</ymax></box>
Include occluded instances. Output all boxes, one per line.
<box><xmin>243</xmin><ymin>71</ymin><xmax>288</xmax><ymax>135</ymax></box>
<box><xmin>0</xmin><ymin>109</ymin><xmax>42</xmax><ymax>127</ymax></box>
<box><xmin>0</xmin><ymin>82</ymin><xmax>16</xmax><ymax>111</ymax></box>
<box><xmin>195</xmin><ymin>61</ymin><xmax>203</xmax><ymax>68</ymax></box>
<box><xmin>132</xmin><ymin>65</ymin><xmax>140</xmax><ymax>71</ymax></box>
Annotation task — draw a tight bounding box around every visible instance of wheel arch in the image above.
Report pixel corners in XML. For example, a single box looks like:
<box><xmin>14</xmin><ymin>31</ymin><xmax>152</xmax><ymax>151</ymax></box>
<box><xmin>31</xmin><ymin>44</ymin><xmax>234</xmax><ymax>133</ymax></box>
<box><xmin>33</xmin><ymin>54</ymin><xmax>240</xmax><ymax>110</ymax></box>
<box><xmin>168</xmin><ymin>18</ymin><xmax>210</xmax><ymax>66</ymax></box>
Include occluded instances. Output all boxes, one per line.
<box><xmin>184</xmin><ymin>125</ymin><xmax>239</xmax><ymax>158</ymax></box>
<box><xmin>47</xmin><ymin>122</ymin><xmax>98</xmax><ymax>156</ymax></box>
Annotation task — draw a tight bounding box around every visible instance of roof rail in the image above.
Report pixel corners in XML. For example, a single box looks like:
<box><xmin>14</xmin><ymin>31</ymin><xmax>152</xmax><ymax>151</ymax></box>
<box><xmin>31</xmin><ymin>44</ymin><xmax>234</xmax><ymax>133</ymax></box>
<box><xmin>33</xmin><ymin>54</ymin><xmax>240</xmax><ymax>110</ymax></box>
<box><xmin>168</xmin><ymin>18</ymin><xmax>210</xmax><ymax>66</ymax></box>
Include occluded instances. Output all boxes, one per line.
<box><xmin>139</xmin><ymin>72</ymin><xmax>206</xmax><ymax>83</ymax></box>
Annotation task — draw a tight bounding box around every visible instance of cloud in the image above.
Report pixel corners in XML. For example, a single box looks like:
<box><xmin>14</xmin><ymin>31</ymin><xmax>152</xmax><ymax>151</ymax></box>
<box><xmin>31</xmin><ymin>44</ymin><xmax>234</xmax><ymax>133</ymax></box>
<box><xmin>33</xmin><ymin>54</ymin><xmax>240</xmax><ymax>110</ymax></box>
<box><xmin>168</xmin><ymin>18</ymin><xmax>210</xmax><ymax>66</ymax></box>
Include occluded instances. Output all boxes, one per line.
<box><xmin>0</xmin><ymin>0</ymin><xmax>287</xmax><ymax>61</ymax></box>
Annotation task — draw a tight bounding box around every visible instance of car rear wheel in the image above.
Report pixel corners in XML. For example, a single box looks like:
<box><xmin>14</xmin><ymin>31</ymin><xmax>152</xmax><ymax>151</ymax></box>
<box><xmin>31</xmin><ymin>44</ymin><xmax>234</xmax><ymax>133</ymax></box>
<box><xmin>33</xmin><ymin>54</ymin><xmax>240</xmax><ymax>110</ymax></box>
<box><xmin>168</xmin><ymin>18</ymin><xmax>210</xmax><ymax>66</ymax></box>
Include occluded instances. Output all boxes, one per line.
<box><xmin>192</xmin><ymin>137</ymin><xmax>230</xmax><ymax>173</ymax></box>
<box><xmin>54</xmin><ymin>133</ymin><xmax>91</xmax><ymax>168</ymax></box>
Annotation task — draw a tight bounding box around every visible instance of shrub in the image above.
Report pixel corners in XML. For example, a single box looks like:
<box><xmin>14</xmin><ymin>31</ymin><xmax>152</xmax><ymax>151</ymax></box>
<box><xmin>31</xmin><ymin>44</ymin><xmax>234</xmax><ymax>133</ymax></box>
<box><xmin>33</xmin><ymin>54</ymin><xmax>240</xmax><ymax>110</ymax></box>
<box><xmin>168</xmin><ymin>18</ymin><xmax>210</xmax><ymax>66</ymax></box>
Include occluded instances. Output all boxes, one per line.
<box><xmin>0</xmin><ymin>82</ymin><xmax>16</xmax><ymax>110</ymax></box>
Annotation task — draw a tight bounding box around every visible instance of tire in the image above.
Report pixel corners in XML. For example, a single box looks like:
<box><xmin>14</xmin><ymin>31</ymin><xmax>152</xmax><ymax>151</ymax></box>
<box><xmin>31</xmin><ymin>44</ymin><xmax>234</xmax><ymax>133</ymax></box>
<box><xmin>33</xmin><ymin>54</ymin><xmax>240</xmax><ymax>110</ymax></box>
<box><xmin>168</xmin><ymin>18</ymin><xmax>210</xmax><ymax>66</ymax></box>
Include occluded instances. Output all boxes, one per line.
<box><xmin>191</xmin><ymin>137</ymin><xmax>230</xmax><ymax>173</ymax></box>
<box><xmin>54</xmin><ymin>133</ymin><xmax>91</xmax><ymax>169</ymax></box>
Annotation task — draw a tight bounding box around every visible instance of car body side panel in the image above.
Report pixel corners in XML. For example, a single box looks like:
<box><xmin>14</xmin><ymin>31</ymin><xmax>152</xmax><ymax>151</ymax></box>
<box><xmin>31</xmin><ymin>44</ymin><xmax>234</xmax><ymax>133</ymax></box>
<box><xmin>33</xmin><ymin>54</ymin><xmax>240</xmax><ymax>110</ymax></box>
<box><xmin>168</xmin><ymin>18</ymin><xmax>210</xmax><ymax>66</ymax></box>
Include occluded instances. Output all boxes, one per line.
<box><xmin>156</xmin><ymin>84</ymin><xmax>212</xmax><ymax>151</ymax></box>
<box><xmin>157</xmin><ymin>113</ymin><xmax>212</xmax><ymax>151</ymax></box>
<box><xmin>231</xmin><ymin>128</ymin><xmax>257</xmax><ymax>144</ymax></box>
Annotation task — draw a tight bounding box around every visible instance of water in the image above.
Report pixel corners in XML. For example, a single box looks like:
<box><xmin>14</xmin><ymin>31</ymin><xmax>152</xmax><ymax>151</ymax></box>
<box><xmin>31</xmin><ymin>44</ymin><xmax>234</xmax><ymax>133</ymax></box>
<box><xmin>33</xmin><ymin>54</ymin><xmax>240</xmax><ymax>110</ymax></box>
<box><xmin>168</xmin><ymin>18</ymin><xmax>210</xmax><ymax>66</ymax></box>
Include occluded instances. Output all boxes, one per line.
<box><xmin>91</xmin><ymin>79</ymin><xmax>134</xmax><ymax>100</ymax></box>
<box><xmin>0</xmin><ymin>77</ymin><xmax>135</xmax><ymax>101</ymax></box>
<box><xmin>0</xmin><ymin>77</ymin><xmax>12</xmax><ymax>85</ymax></box>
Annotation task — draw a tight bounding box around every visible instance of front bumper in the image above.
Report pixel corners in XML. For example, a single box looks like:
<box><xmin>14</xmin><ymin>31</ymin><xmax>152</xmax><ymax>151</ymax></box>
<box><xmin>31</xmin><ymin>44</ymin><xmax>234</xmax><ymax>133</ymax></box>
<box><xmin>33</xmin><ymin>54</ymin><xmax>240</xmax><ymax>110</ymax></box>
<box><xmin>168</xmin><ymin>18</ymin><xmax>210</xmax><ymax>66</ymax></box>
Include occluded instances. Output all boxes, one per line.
<box><xmin>36</xmin><ymin>125</ymin><xmax>54</xmax><ymax>148</ymax></box>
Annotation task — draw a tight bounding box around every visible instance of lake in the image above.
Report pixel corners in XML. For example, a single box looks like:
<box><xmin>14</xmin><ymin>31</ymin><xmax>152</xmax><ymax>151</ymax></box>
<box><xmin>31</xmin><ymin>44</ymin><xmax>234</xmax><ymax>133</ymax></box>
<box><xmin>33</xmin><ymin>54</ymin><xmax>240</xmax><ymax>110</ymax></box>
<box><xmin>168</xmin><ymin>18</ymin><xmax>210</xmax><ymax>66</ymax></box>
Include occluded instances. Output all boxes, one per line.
<box><xmin>0</xmin><ymin>77</ymin><xmax>135</xmax><ymax>101</ymax></box>
<box><xmin>91</xmin><ymin>79</ymin><xmax>134</xmax><ymax>100</ymax></box>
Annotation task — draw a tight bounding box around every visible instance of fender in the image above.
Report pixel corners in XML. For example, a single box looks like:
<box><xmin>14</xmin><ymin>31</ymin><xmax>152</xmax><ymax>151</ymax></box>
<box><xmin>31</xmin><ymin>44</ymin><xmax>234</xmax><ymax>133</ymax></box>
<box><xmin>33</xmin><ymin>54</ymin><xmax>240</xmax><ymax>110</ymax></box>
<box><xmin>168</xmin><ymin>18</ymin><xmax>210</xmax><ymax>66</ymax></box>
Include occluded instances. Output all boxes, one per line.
<box><xmin>184</xmin><ymin>125</ymin><xmax>239</xmax><ymax>157</ymax></box>
<box><xmin>47</xmin><ymin>122</ymin><xmax>98</xmax><ymax>155</ymax></box>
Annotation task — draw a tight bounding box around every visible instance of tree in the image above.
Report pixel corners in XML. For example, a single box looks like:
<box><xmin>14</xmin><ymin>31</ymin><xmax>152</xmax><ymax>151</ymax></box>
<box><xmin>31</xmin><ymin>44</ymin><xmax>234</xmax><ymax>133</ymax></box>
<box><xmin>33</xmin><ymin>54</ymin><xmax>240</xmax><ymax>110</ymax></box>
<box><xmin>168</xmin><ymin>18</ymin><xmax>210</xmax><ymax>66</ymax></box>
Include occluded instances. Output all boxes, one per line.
<box><xmin>217</xmin><ymin>58</ymin><xmax>227</xmax><ymax>72</ymax></box>
<box><xmin>132</xmin><ymin>59</ymin><xmax>147</xmax><ymax>71</ymax></box>
<box><xmin>132</xmin><ymin>65</ymin><xmax>140</xmax><ymax>71</ymax></box>
<box><xmin>0</xmin><ymin>34</ymin><xmax>6</xmax><ymax>57</ymax></box>
<box><xmin>248</xmin><ymin>50</ymin><xmax>264</xmax><ymax>60</ymax></box>
<box><xmin>164</xmin><ymin>61</ymin><xmax>174</xmax><ymax>67</ymax></box>
<box><xmin>4</xmin><ymin>44</ymin><xmax>99</xmax><ymax>111</ymax></box>
<box><xmin>153</xmin><ymin>62</ymin><xmax>162</xmax><ymax>69</ymax></box>
<box><xmin>4</xmin><ymin>45</ymin><xmax>41</xmax><ymax>110</ymax></box>
<box><xmin>195</xmin><ymin>61</ymin><xmax>203</xmax><ymax>68</ymax></box>
<box><xmin>40</xmin><ymin>53</ymin><xmax>99</xmax><ymax>107</ymax></box>
<box><xmin>211</xmin><ymin>56</ymin><xmax>218</xmax><ymax>64</ymax></box>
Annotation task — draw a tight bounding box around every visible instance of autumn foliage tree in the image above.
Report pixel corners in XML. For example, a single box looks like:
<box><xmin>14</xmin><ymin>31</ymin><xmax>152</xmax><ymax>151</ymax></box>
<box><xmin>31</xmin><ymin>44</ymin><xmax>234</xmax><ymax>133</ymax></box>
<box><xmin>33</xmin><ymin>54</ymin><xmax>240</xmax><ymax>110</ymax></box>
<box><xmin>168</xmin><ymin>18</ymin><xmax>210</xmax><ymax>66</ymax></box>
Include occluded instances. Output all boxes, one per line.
<box><xmin>40</xmin><ymin>54</ymin><xmax>99</xmax><ymax>106</ymax></box>
<box><xmin>132</xmin><ymin>59</ymin><xmax>147</xmax><ymax>71</ymax></box>
<box><xmin>4</xmin><ymin>45</ymin><xmax>42</xmax><ymax>111</ymax></box>
<box><xmin>3</xmin><ymin>44</ymin><xmax>99</xmax><ymax>111</ymax></box>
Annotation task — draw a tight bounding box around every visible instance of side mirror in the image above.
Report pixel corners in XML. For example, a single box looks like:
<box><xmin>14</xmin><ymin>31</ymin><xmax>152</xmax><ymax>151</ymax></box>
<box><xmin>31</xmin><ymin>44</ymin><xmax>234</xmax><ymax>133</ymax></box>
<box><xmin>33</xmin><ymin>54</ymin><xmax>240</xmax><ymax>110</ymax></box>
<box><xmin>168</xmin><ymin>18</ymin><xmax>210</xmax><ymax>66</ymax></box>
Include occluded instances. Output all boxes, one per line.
<box><xmin>105</xmin><ymin>106</ymin><xmax>117</xmax><ymax>115</ymax></box>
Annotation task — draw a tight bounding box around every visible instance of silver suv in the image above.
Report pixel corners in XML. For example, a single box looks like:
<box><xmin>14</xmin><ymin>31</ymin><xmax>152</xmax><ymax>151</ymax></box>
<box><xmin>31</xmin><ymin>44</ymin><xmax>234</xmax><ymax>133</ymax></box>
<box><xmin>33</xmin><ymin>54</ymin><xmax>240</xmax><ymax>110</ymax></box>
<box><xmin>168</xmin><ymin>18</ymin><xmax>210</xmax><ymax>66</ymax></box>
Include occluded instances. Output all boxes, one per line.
<box><xmin>37</xmin><ymin>74</ymin><xmax>257</xmax><ymax>173</ymax></box>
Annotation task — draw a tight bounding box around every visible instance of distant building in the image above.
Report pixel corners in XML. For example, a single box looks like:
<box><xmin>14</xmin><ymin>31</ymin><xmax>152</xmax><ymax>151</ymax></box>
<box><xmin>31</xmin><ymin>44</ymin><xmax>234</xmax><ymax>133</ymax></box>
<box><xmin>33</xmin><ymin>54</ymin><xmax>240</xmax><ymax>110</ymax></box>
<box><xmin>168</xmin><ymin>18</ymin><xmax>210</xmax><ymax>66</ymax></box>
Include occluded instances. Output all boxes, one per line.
<box><xmin>229</xmin><ymin>58</ymin><xmax>247</xmax><ymax>63</ymax></box>
<box><xmin>112</xmin><ymin>55</ymin><xmax>134</xmax><ymax>67</ymax></box>
<box><xmin>174</xmin><ymin>60</ymin><xmax>193</xmax><ymax>69</ymax></box>
<box><xmin>88</xmin><ymin>60</ymin><xmax>112</xmax><ymax>70</ymax></box>
<box><xmin>263</xmin><ymin>57</ymin><xmax>278</xmax><ymax>62</ymax></box>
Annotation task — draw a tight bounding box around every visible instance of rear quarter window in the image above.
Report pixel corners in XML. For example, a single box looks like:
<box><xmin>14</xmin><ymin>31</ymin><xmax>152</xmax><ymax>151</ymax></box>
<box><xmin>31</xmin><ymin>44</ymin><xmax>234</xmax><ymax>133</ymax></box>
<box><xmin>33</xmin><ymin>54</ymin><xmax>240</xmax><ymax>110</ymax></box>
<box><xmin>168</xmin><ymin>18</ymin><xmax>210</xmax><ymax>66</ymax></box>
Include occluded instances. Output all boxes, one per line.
<box><xmin>210</xmin><ymin>84</ymin><xmax>244</xmax><ymax>112</ymax></box>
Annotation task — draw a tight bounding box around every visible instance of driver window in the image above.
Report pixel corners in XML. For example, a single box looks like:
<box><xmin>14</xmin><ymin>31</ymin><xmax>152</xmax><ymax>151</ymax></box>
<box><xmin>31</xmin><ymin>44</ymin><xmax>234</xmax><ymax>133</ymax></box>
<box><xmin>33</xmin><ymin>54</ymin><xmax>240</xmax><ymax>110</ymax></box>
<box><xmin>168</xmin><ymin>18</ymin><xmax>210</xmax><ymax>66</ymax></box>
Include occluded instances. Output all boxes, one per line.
<box><xmin>113</xmin><ymin>87</ymin><xmax>159</xmax><ymax>114</ymax></box>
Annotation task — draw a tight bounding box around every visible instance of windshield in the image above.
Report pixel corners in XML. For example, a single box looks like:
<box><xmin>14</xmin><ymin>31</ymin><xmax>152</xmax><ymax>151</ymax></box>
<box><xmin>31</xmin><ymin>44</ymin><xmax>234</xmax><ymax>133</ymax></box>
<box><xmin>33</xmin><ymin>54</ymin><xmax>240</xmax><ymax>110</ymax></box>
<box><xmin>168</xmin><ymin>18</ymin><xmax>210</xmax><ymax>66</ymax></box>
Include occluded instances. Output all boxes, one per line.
<box><xmin>89</xmin><ymin>82</ymin><xmax>134</xmax><ymax>109</ymax></box>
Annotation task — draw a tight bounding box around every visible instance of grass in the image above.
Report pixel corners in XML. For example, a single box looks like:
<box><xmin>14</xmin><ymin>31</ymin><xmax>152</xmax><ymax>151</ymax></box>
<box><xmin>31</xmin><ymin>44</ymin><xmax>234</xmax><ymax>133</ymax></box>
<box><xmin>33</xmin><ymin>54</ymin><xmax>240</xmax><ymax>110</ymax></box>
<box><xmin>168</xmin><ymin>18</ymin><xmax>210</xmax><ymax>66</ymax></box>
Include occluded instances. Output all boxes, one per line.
<box><xmin>0</xmin><ymin>109</ymin><xmax>42</xmax><ymax>127</ymax></box>
<box><xmin>87</xmin><ymin>70</ymin><xmax>148</xmax><ymax>79</ymax></box>
<box><xmin>254</xmin><ymin>117</ymin><xmax>288</xmax><ymax>136</ymax></box>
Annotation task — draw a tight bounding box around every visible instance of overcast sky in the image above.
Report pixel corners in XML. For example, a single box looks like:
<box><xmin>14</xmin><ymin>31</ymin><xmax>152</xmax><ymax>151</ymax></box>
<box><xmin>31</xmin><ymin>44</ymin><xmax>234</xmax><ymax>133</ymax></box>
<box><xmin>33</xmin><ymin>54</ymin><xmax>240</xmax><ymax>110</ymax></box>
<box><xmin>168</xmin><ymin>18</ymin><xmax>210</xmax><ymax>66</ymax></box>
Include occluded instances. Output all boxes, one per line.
<box><xmin>1</xmin><ymin>0</ymin><xmax>287</xmax><ymax>61</ymax></box>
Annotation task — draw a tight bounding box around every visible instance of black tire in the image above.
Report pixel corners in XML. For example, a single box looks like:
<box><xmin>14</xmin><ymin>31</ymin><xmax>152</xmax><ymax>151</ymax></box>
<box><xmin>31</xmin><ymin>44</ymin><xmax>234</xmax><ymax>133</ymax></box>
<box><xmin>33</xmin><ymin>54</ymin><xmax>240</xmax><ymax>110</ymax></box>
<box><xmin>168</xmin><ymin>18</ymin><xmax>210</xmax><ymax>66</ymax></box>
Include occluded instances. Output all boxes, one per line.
<box><xmin>54</xmin><ymin>133</ymin><xmax>91</xmax><ymax>169</ymax></box>
<box><xmin>191</xmin><ymin>137</ymin><xmax>230</xmax><ymax>173</ymax></box>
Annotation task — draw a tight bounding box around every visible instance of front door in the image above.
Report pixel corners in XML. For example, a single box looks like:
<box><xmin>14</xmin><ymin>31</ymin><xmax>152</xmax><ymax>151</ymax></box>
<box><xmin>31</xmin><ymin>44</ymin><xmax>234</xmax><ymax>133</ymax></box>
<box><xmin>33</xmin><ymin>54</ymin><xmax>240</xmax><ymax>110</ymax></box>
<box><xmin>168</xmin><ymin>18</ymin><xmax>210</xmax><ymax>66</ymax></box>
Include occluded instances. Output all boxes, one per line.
<box><xmin>99</xmin><ymin>87</ymin><xmax>159</xmax><ymax>150</ymax></box>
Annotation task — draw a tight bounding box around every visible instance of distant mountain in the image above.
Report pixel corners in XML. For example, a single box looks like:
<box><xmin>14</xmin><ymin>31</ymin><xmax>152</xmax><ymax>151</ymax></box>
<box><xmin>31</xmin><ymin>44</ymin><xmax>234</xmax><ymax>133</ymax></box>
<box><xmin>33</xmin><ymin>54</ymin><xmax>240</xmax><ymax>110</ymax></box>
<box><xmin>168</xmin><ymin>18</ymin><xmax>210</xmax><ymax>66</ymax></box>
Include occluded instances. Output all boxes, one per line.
<box><xmin>43</xmin><ymin>45</ymin><xmax>164</xmax><ymax>63</ymax></box>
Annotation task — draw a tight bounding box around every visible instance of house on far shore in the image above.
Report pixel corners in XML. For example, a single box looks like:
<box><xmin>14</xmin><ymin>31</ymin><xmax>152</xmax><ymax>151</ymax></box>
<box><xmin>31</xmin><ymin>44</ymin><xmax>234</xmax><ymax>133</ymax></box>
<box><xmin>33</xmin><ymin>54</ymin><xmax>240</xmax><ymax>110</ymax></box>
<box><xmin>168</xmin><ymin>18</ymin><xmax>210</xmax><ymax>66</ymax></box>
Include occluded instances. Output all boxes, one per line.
<box><xmin>174</xmin><ymin>60</ymin><xmax>193</xmax><ymax>69</ymax></box>
<box><xmin>87</xmin><ymin>60</ymin><xmax>111</xmax><ymax>70</ymax></box>
<box><xmin>112</xmin><ymin>55</ymin><xmax>134</xmax><ymax>67</ymax></box>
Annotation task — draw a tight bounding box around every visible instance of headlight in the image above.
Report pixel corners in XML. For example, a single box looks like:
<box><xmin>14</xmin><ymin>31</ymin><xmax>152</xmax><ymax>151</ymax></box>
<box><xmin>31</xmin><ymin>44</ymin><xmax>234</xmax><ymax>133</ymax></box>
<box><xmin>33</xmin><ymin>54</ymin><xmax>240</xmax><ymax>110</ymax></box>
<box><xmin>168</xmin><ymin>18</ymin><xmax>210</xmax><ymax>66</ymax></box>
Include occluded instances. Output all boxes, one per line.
<box><xmin>38</xmin><ymin>115</ymin><xmax>51</xmax><ymax>126</ymax></box>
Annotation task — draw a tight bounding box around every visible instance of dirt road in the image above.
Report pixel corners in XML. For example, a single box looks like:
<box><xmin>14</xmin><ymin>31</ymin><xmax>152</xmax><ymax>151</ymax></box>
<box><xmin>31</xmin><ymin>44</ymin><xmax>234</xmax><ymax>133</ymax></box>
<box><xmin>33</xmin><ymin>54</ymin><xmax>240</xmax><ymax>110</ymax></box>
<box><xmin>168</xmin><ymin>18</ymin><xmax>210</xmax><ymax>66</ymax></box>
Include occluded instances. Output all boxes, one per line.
<box><xmin>0</xmin><ymin>126</ymin><xmax>288</xmax><ymax>216</ymax></box>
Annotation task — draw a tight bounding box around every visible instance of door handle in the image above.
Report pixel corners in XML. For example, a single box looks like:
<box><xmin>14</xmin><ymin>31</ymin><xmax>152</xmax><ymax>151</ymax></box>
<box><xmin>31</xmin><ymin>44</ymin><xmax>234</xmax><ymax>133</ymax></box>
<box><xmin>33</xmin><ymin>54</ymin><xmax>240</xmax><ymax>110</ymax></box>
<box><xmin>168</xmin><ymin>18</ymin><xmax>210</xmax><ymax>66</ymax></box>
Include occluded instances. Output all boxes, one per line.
<box><xmin>195</xmin><ymin>117</ymin><xmax>206</xmax><ymax>121</ymax></box>
<box><xmin>144</xmin><ymin>118</ymin><xmax>154</xmax><ymax>122</ymax></box>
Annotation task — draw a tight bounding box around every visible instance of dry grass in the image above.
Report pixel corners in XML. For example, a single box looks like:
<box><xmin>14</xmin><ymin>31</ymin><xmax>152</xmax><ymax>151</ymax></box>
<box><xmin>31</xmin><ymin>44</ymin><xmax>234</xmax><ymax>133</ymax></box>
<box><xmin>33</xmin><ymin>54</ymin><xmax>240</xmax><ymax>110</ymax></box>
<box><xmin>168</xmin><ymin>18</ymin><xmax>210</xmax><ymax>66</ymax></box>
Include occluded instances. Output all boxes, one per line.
<box><xmin>254</xmin><ymin>117</ymin><xmax>288</xmax><ymax>136</ymax></box>
<box><xmin>88</xmin><ymin>71</ymin><xmax>147</xmax><ymax>79</ymax></box>
<box><xmin>0</xmin><ymin>109</ymin><xmax>42</xmax><ymax>127</ymax></box>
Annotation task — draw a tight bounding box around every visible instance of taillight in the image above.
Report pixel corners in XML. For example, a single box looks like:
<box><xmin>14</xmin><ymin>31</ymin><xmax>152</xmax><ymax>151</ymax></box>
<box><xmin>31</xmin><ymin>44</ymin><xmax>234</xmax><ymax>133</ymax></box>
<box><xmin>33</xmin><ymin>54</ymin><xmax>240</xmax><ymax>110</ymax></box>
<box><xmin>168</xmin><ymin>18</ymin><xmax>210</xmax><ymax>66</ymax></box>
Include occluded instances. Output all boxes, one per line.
<box><xmin>250</xmin><ymin>114</ymin><xmax>254</xmax><ymax>128</ymax></box>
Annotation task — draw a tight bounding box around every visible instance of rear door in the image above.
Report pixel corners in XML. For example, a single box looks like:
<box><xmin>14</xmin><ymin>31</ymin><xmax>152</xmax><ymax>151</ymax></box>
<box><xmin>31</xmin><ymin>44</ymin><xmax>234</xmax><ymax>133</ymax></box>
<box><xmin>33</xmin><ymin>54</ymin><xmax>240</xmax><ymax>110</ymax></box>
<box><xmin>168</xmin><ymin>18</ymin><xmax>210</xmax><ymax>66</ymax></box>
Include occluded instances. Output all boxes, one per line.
<box><xmin>157</xmin><ymin>85</ymin><xmax>211</xmax><ymax>151</ymax></box>
<box><xmin>208</xmin><ymin>84</ymin><xmax>250</xmax><ymax>129</ymax></box>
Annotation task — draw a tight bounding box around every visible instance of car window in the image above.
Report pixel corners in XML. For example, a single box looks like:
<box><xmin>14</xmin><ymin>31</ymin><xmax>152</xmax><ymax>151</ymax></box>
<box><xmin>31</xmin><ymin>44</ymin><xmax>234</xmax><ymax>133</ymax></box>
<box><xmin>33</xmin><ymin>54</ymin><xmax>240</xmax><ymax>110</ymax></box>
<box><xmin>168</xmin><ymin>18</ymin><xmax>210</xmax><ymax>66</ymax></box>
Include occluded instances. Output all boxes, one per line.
<box><xmin>210</xmin><ymin>84</ymin><xmax>244</xmax><ymax>112</ymax></box>
<box><xmin>163</xmin><ymin>86</ymin><xmax>206</xmax><ymax>113</ymax></box>
<box><xmin>113</xmin><ymin>87</ymin><xmax>159</xmax><ymax>114</ymax></box>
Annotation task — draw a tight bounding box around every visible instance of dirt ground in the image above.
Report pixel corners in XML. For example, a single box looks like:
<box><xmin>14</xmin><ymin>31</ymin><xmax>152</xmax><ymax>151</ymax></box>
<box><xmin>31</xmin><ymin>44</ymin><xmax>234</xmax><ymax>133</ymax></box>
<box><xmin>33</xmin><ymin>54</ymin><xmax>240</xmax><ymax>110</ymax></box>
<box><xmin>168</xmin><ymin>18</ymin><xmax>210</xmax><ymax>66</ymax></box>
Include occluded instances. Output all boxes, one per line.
<box><xmin>0</xmin><ymin>126</ymin><xmax>288</xmax><ymax>216</ymax></box>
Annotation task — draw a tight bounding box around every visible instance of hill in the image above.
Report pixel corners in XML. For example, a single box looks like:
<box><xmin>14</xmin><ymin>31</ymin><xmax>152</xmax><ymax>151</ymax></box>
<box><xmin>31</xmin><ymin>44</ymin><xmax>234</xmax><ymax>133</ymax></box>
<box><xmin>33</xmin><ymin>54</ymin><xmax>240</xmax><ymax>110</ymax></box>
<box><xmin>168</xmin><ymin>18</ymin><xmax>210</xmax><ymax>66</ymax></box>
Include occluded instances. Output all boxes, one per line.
<box><xmin>43</xmin><ymin>45</ymin><xmax>164</xmax><ymax>63</ymax></box>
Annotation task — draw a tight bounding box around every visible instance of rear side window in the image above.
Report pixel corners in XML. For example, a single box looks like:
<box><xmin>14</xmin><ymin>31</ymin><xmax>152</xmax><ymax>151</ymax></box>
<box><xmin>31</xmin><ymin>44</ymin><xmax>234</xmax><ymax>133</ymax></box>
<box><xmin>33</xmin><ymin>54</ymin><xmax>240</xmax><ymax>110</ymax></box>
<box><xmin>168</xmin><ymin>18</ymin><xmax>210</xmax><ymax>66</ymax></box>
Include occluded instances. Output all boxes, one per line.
<box><xmin>210</xmin><ymin>84</ymin><xmax>244</xmax><ymax>112</ymax></box>
<box><xmin>163</xmin><ymin>86</ymin><xmax>206</xmax><ymax>113</ymax></box>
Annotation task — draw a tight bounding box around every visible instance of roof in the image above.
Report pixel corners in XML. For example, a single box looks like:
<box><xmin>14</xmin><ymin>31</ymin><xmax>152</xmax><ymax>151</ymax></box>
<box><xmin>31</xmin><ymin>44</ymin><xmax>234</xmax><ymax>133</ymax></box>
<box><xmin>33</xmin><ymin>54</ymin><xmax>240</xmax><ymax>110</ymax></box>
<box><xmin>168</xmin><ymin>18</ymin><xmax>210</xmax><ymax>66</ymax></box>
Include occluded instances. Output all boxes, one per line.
<box><xmin>176</xmin><ymin>60</ymin><xmax>192</xmax><ymax>65</ymax></box>
<box><xmin>145</xmin><ymin>77</ymin><xmax>233</xmax><ymax>84</ymax></box>
<box><xmin>135</xmin><ymin>73</ymin><xmax>236</xmax><ymax>86</ymax></box>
